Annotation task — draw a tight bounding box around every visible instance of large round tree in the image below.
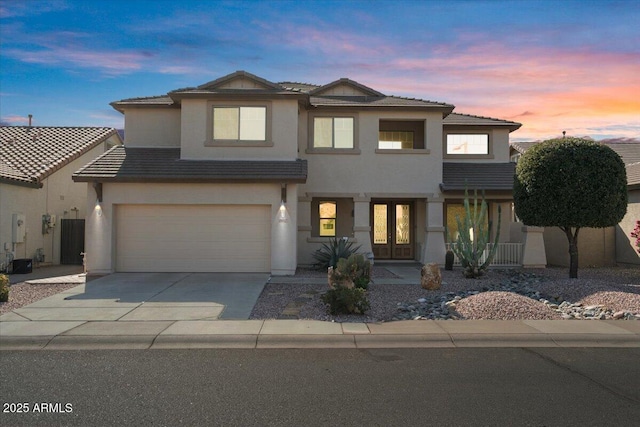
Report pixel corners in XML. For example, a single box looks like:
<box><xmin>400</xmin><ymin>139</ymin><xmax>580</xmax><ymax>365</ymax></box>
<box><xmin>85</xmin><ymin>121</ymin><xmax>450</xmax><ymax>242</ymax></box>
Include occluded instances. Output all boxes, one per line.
<box><xmin>513</xmin><ymin>137</ymin><xmax>627</xmax><ymax>278</ymax></box>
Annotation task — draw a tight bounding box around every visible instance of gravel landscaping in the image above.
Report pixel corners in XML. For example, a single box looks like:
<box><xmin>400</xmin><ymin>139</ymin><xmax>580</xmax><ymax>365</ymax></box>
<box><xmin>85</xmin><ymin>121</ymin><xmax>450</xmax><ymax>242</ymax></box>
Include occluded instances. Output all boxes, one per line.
<box><xmin>249</xmin><ymin>266</ymin><xmax>640</xmax><ymax>323</ymax></box>
<box><xmin>0</xmin><ymin>282</ymin><xmax>79</xmax><ymax>315</ymax></box>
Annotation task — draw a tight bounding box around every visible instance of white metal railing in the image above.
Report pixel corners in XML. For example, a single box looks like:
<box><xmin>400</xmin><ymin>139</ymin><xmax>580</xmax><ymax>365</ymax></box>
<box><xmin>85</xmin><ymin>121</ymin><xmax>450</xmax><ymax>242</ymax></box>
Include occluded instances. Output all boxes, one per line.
<box><xmin>445</xmin><ymin>243</ymin><xmax>523</xmax><ymax>267</ymax></box>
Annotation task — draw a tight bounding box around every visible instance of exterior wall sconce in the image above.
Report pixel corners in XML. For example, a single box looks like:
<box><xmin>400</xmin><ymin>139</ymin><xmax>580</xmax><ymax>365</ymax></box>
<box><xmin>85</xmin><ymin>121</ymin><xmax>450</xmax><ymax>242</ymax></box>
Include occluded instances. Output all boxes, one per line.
<box><xmin>279</xmin><ymin>183</ymin><xmax>288</xmax><ymax>222</ymax></box>
<box><xmin>278</xmin><ymin>201</ymin><xmax>288</xmax><ymax>223</ymax></box>
<box><xmin>93</xmin><ymin>182</ymin><xmax>103</xmax><ymax>203</ymax></box>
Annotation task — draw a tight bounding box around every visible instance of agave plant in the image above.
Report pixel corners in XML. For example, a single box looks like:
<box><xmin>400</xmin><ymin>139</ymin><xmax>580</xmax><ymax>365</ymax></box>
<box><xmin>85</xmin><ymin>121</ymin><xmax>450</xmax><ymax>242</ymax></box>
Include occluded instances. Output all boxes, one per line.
<box><xmin>449</xmin><ymin>188</ymin><xmax>501</xmax><ymax>278</ymax></box>
<box><xmin>312</xmin><ymin>237</ymin><xmax>362</xmax><ymax>270</ymax></box>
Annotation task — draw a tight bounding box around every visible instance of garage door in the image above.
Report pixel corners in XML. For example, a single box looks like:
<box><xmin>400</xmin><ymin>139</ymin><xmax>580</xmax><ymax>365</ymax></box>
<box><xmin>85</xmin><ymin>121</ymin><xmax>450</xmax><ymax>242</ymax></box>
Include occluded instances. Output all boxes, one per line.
<box><xmin>116</xmin><ymin>204</ymin><xmax>271</xmax><ymax>272</ymax></box>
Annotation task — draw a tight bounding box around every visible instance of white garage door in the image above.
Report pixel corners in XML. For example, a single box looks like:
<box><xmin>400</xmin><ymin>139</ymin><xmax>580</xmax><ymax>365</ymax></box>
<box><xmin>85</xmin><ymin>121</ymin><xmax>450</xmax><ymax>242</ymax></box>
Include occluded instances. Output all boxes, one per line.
<box><xmin>116</xmin><ymin>204</ymin><xmax>271</xmax><ymax>272</ymax></box>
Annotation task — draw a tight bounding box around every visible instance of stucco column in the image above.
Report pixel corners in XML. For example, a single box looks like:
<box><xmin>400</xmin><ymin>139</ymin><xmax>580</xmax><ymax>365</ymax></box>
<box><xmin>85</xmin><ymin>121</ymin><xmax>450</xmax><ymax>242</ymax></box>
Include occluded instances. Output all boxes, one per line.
<box><xmin>272</xmin><ymin>184</ymin><xmax>297</xmax><ymax>276</ymax></box>
<box><xmin>353</xmin><ymin>196</ymin><xmax>372</xmax><ymax>255</ymax></box>
<box><xmin>521</xmin><ymin>225</ymin><xmax>547</xmax><ymax>268</ymax></box>
<box><xmin>84</xmin><ymin>184</ymin><xmax>114</xmax><ymax>276</ymax></box>
<box><xmin>422</xmin><ymin>198</ymin><xmax>446</xmax><ymax>265</ymax></box>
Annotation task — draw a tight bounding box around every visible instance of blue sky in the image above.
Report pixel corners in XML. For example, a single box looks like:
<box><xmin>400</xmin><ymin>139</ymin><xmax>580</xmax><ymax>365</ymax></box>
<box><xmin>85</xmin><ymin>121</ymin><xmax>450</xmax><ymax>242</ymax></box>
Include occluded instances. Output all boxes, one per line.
<box><xmin>1</xmin><ymin>0</ymin><xmax>638</xmax><ymax>141</ymax></box>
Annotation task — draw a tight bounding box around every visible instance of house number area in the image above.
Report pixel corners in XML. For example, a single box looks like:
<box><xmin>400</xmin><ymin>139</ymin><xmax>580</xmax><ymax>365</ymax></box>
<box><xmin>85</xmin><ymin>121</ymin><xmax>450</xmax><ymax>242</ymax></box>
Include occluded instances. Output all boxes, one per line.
<box><xmin>3</xmin><ymin>402</ymin><xmax>73</xmax><ymax>413</ymax></box>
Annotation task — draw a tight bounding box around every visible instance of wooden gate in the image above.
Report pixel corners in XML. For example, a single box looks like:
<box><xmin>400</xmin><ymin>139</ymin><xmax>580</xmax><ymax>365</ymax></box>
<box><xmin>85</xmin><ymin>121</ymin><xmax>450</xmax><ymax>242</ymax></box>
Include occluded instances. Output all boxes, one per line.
<box><xmin>61</xmin><ymin>219</ymin><xmax>85</xmax><ymax>265</ymax></box>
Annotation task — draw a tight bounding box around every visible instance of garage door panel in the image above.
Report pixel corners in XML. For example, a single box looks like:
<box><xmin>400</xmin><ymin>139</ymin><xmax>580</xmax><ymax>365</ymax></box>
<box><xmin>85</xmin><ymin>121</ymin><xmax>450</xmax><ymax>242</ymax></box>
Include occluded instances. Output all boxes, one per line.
<box><xmin>116</xmin><ymin>204</ymin><xmax>271</xmax><ymax>272</ymax></box>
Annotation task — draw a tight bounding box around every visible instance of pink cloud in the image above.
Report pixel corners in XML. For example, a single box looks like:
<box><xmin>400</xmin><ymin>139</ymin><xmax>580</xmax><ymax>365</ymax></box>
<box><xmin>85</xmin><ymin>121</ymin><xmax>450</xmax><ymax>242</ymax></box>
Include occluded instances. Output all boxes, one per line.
<box><xmin>3</xmin><ymin>47</ymin><xmax>153</xmax><ymax>76</ymax></box>
<box><xmin>1</xmin><ymin>115</ymin><xmax>30</xmax><ymax>125</ymax></box>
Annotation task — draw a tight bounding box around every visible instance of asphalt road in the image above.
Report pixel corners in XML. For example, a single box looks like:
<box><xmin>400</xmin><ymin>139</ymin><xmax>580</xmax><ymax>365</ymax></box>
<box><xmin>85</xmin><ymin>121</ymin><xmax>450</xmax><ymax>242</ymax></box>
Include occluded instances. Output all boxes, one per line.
<box><xmin>1</xmin><ymin>348</ymin><xmax>639</xmax><ymax>426</ymax></box>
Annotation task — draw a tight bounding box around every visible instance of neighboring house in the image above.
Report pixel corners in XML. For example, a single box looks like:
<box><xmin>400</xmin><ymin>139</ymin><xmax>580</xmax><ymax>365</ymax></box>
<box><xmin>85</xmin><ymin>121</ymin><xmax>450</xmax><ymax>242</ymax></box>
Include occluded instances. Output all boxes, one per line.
<box><xmin>510</xmin><ymin>140</ymin><xmax>640</xmax><ymax>267</ymax></box>
<box><xmin>73</xmin><ymin>70</ymin><xmax>525</xmax><ymax>276</ymax></box>
<box><xmin>0</xmin><ymin>127</ymin><xmax>122</xmax><ymax>271</ymax></box>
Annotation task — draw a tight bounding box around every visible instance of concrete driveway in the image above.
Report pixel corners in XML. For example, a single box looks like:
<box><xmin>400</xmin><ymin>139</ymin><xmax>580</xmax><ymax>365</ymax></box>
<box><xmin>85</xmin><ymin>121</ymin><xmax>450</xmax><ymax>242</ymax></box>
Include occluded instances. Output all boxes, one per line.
<box><xmin>9</xmin><ymin>273</ymin><xmax>268</xmax><ymax>322</ymax></box>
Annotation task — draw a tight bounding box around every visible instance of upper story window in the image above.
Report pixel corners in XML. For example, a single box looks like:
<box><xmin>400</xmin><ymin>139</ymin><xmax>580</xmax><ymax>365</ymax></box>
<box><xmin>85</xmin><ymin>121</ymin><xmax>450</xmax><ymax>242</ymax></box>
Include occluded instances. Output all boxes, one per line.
<box><xmin>446</xmin><ymin>134</ymin><xmax>489</xmax><ymax>155</ymax></box>
<box><xmin>379</xmin><ymin>131</ymin><xmax>414</xmax><ymax>149</ymax></box>
<box><xmin>377</xmin><ymin>120</ymin><xmax>426</xmax><ymax>151</ymax></box>
<box><xmin>313</xmin><ymin>117</ymin><xmax>354</xmax><ymax>149</ymax></box>
<box><xmin>213</xmin><ymin>106</ymin><xmax>266</xmax><ymax>141</ymax></box>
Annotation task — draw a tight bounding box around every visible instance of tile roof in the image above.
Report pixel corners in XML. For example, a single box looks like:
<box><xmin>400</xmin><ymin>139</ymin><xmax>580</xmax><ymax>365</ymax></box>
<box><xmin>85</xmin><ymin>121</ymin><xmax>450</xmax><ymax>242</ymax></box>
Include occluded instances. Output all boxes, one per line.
<box><xmin>0</xmin><ymin>126</ymin><xmax>119</xmax><ymax>188</ymax></box>
<box><xmin>309</xmin><ymin>95</ymin><xmax>453</xmax><ymax>109</ymax></box>
<box><xmin>73</xmin><ymin>147</ymin><xmax>308</xmax><ymax>183</ymax></box>
<box><xmin>626</xmin><ymin>162</ymin><xmax>640</xmax><ymax>188</ymax></box>
<box><xmin>110</xmin><ymin>95</ymin><xmax>175</xmax><ymax>112</ymax></box>
<box><xmin>444</xmin><ymin>113</ymin><xmax>521</xmax><ymax>131</ymax></box>
<box><xmin>441</xmin><ymin>162</ymin><xmax>516</xmax><ymax>192</ymax></box>
<box><xmin>510</xmin><ymin>140</ymin><xmax>640</xmax><ymax>165</ymax></box>
<box><xmin>309</xmin><ymin>78</ymin><xmax>385</xmax><ymax>97</ymax></box>
<box><xmin>279</xmin><ymin>82</ymin><xmax>321</xmax><ymax>92</ymax></box>
<box><xmin>604</xmin><ymin>142</ymin><xmax>640</xmax><ymax>165</ymax></box>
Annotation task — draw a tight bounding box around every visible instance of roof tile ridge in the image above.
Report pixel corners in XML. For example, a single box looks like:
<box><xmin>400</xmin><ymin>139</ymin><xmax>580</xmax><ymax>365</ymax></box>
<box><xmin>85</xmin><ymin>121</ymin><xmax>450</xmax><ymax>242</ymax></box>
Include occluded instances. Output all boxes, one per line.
<box><xmin>387</xmin><ymin>94</ymin><xmax>453</xmax><ymax>106</ymax></box>
<box><xmin>117</xmin><ymin>94</ymin><xmax>172</xmax><ymax>102</ymax></box>
<box><xmin>449</xmin><ymin>111</ymin><xmax>520</xmax><ymax>123</ymax></box>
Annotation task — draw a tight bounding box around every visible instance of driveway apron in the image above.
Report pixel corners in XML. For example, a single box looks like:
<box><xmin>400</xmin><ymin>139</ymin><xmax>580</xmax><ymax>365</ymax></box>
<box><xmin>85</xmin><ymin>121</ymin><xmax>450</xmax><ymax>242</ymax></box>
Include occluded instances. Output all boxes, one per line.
<box><xmin>9</xmin><ymin>273</ymin><xmax>268</xmax><ymax>322</ymax></box>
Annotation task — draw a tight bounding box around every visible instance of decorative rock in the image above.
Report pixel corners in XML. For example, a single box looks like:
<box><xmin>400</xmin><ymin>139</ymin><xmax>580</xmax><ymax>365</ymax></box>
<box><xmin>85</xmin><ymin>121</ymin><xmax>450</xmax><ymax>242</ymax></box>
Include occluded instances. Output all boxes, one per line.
<box><xmin>421</xmin><ymin>263</ymin><xmax>442</xmax><ymax>290</ymax></box>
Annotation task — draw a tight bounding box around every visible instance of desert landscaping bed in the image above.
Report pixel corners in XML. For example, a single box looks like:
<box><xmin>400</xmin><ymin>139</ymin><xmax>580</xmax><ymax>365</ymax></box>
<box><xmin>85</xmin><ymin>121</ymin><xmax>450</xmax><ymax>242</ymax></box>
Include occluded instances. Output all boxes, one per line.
<box><xmin>249</xmin><ymin>267</ymin><xmax>640</xmax><ymax>323</ymax></box>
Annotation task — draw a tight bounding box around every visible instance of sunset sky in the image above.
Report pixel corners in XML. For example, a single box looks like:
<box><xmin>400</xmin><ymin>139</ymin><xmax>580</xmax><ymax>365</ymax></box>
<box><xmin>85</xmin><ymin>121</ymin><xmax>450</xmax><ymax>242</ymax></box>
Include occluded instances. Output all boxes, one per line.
<box><xmin>1</xmin><ymin>0</ymin><xmax>638</xmax><ymax>142</ymax></box>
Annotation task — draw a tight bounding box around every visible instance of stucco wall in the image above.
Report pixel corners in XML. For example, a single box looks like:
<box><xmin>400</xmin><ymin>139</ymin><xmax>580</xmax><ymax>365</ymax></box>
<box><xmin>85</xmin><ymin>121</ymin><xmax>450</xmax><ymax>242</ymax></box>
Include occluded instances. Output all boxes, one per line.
<box><xmin>616</xmin><ymin>190</ymin><xmax>640</xmax><ymax>265</ymax></box>
<box><xmin>544</xmin><ymin>226</ymin><xmax>616</xmax><ymax>268</ymax></box>
<box><xmin>179</xmin><ymin>98</ymin><xmax>299</xmax><ymax>160</ymax></box>
<box><xmin>123</xmin><ymin>108</ymin><xmax>181</xmax><ymax>147</ymax></box>
<box><xmin>299</xmin><ymin>109</ymin><xmax>443</xmax><ymax>195</ymax></box>
<box><xmin>1</xmin><ymin>141</ymin><xmax>115</xmax><ymax>267</ymax></box>
<box><xmin>84</xmin><ymin>182</ymin><xmax>298</xmax><ymax>275</ymax></box>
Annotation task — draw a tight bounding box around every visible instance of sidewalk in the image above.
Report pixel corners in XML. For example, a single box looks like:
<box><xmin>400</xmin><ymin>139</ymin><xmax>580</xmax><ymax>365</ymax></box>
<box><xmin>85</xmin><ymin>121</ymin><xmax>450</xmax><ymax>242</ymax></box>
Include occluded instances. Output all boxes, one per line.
<box><xmin>1</xmin><ymin>319</ymin><xmax>638</xmax><ymax>350</ymax></box>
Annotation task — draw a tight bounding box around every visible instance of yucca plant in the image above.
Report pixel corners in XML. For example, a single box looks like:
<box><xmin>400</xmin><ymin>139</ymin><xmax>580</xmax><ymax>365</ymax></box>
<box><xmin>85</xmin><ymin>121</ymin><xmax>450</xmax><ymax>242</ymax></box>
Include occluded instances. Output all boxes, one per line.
<box><xmin>312</xmin><ymin>237</ymin><xmax>362</xmax><ymax>270</ymax></box>
<box><xmin>449</xmin><ymin>188</ymin><xmax>501</xmax><ymax>278</ymax></box>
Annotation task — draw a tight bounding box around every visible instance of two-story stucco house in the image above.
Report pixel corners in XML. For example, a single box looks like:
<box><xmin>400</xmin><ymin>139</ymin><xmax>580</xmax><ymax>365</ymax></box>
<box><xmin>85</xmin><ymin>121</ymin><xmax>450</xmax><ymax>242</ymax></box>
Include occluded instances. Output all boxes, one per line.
<box><xmin>73</xmin><ymin>71</ymin><xmax>524</xmax><ymax>276</ymax></box>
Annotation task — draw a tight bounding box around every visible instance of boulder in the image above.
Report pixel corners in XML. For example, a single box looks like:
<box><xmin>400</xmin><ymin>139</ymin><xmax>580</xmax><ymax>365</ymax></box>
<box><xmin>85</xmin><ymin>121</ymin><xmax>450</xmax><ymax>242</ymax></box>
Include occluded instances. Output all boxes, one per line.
<box><xmin>421</xmin><ymin>263</ymin><xmax>442</xmax><ymax>290</ymax></box>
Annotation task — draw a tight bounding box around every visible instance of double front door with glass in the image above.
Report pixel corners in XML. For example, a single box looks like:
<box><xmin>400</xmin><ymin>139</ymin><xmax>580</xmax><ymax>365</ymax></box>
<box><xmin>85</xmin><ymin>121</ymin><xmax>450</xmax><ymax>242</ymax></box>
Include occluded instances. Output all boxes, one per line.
<box><xmin>371</xmin><ymin>201</ymin><xmax>414</xmax><ymax>259</ymax></box>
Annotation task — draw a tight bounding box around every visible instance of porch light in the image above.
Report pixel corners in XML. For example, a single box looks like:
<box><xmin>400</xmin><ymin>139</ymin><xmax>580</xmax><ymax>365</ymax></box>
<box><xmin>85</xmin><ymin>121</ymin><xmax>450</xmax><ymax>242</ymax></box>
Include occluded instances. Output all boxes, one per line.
<box><xmin>278</xmin><ymin>201</ymin><xmax>288</xmax><ymax>223</ymax></box>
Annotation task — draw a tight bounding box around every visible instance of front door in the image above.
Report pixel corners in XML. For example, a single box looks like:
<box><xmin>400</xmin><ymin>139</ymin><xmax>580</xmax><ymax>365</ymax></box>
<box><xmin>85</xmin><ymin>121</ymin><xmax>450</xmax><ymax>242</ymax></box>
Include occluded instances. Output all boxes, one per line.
<box><xmin>371</xmin><ymin>201</ymin><xmax>414</xmax><ymax>259</ymax></box>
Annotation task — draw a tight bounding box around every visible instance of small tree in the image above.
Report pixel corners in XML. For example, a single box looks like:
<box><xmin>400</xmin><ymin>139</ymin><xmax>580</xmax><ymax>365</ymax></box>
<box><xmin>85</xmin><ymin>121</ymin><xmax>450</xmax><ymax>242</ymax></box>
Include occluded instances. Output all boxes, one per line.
<box><xmin>514</xmin><ymin>137</ymin><xmax>627</xmax><ymax>278</ymax></box>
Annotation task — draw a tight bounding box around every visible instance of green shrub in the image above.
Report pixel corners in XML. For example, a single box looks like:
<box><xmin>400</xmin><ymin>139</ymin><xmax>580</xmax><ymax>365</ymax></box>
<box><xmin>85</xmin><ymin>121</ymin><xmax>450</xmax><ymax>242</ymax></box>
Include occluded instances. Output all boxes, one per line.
<box><xmin>0</xmin><ymin>274</ymin><xmax>9</xmax><ymax>303</ymax></box>
<box><xmin>312</xmin><ymin>237</ymin><xmax>361</xmax><ymax>270</ymax></box>
<box><xmin>321</xmin><ymin>286</ymin><xmax>370</xmax><ymax>315</ymax></box>
<box><xmin>333</xmin><ymin>254</ymin><xmax>371</xmax><ymax>289</ymax></box>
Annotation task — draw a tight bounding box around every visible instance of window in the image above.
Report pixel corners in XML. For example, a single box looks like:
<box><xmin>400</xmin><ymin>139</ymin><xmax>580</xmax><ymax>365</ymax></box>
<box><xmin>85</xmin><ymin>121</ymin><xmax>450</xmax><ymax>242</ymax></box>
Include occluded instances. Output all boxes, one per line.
<box><xmin>319</xmin><ymin>202</ymin><xmax>337</xmax><ymax>237</ymax></box>
<box><xmin>314</xmin><ymin>117</ymin><xmax>354</xmax><ymax>148</ymax></box>
<box><xmin>378</xmin><ymin>120</ymin><xmax>425</xmax><ymax>150</ymax></box>
<box><xmin>446</xmin><ymin>203</ymin><xmax>489</xmax><ymax>242</ymax></box>
<box><xmin>379</xmin><ymin>131</ymin><xmax>414</xmax><ymax>149</ymax></box>
<box><xmin>213</xmin><ymin>106</ymin><xmax>266</xmax><ymax>141</ymax></box>
<box><xmin>446</xmin><ymin>134</ymin><xmax>489</xmax><ymax>155</ymax></box>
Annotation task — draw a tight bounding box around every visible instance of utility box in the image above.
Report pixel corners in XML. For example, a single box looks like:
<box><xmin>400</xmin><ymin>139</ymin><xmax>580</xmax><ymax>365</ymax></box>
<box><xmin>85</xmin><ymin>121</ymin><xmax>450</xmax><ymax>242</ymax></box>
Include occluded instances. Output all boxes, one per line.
<box><xmin>12</xmin><ymin>258</ymin><xmax>33</xmax><ymax>274</ymax></box>
<box><xmin>12</xmin><ymin>213</ymin><xmax>26</xmax><ymax>243</ymax></box>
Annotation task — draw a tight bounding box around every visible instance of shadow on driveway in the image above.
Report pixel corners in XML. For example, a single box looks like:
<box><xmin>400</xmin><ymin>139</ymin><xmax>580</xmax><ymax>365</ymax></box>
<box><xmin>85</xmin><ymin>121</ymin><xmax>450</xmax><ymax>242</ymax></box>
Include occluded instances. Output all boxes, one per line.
<box><xmin>68</xmin><ymin>273</ymin><xmax>268</xmax><ymax>319</ymax></box>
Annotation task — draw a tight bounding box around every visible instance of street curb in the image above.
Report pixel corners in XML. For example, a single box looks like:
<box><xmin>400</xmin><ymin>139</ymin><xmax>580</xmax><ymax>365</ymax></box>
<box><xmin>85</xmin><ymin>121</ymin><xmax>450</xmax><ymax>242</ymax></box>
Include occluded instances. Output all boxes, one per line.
<box><xmin>152</xmin><ymin>335</ymin><xmax>258</xmax><ymax>349</ymax></box>
<box><xmin>2</xmin><ymin>332</ymin><xmax>638</xmax><ymax>350</ymax></box>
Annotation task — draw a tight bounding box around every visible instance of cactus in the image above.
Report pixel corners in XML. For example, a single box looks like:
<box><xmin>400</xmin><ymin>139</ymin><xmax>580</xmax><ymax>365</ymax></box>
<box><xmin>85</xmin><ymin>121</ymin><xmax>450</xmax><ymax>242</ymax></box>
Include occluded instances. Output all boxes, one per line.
<box><xmin>444</xmin><ymin>250</ymin><xmax>455</xmax><ymax>270</ymax></box>
<box><xmin>331</xmin><ymin>253</ymin><xmax>371</xmax><ymax>289</ymax></box>
<box><xmin>450</xmin><ymin>188</ymin><xmax>501</xmax><ymax>278</ymax></box>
